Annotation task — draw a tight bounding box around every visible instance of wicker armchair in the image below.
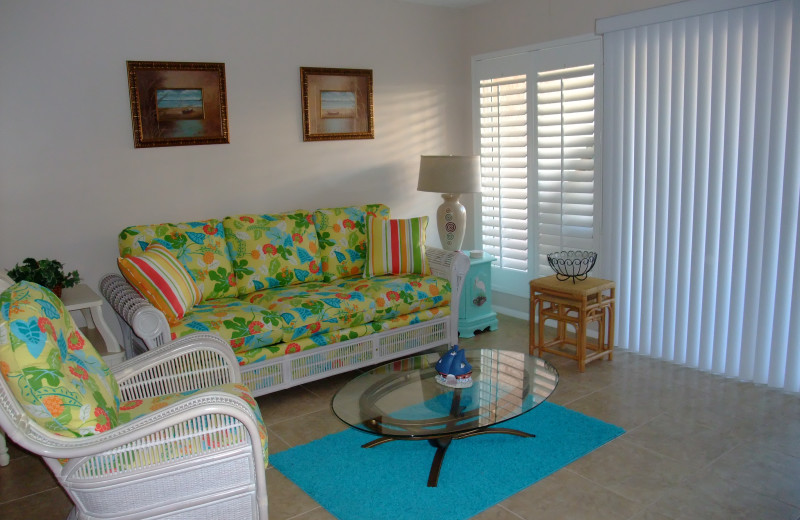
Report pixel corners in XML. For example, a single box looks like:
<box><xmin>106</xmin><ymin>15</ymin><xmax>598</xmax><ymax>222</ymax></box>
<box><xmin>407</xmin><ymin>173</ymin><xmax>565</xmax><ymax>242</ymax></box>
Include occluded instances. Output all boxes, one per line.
<box><xmin>0</xmin><ymin>281</ymin><xmax>269</xmax><ymax>519</ymax></box>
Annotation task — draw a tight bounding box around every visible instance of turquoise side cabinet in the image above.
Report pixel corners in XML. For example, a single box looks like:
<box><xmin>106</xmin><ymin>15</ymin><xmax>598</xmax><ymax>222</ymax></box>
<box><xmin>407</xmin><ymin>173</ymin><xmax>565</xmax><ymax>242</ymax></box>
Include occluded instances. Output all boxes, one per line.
<box><xmin>458</xmin><ymin>252</ymin><xmax>499</xmax><ymax>338</ymax></box>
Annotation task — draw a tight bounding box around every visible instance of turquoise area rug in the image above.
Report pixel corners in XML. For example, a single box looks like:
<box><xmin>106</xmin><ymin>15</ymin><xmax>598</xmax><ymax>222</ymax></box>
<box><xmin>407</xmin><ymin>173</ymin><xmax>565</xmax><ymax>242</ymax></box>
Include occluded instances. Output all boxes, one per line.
<box><xmin>270</xmin><ymin>402</ymin><xmax>624</xmax><ymax>520</ymax></box>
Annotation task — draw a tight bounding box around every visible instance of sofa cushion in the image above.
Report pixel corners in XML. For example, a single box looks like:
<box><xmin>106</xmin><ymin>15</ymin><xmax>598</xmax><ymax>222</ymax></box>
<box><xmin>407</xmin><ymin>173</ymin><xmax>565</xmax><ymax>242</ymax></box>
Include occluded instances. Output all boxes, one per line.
<box><xmin>370</xmin><ymin>306</ymin><xmax>451</xmax><ymax>332</ymax></box>
<box><xmin>249</xmin><ymin>283</ymin><xmax>376</xmax><ymax>343</ymax></box>
<box><xmin>314</xmin><ymin>203</ymin><xmax>390</xmax><ymax>282</ymax></box>
<box><xmin>223</xmin><ymin>211</ymin><xmax>323</xmax><ymax>295</ymax></box>
<box><xmin>364</xmin><ymin>216</ymin><xmax>431</xmax><ymax>277</ymax></box>
<box><xmin>231</xmin><ymin>308</ymin><xmax>449</xmax><ymax>368</ymax></box>
<box><xmin>0</xmin><ymin>282</ymin><xmax>120</xmax><ymax>437</ymax></box>
<box><xmin>117</xmin><ymin>382</ymin><xmax>268</xmax><ymax>469</ymax></box>
<box><xmin>169</xmin><ymin>298</ymin><xmax>284</xmax><ymax>352</ymax></box>
<box><xmin>118</xmin><ymin>244</ymin><xmax>203</xmax><ymax>325</ymax></box>
<box><xmin>233</xmin><ymin>323</ymin><xmax>377</xmax><ymax>366</ymax></box>
<box><xmin>118</xmin><ymin>219</ymin><xmax>238</xmax><ymax>301</ymax></box>
<box><xmin>336</xmin><ymin>274</ymin><xmax>450</xmax><ymax>321</ymax></box>
<box><xmin>279</xmin><ymin>305</ymin><xmax>449</xmax><ymax>355</ymax></box>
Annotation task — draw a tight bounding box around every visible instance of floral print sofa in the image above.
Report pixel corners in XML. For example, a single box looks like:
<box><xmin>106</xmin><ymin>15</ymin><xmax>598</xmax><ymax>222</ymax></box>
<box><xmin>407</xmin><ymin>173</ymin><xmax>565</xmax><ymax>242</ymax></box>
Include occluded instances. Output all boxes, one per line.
<box><xmin>101</xmin><ymin>204</ymin><xmax>469</xmax><ymax>397</ymax></box>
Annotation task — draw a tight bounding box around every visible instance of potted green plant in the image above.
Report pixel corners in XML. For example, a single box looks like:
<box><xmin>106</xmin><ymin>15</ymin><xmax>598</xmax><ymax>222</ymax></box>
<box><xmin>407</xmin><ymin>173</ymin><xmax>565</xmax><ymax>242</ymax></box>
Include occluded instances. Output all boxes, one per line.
<box><xmin>7</xmin><ymin>257</ymin><xmax>81</xmax><ymax>297</ymax></box>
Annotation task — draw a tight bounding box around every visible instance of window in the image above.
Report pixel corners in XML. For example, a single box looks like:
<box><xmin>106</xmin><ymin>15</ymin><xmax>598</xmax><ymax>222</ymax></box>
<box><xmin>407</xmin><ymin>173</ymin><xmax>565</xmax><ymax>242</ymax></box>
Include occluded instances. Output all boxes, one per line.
<box><xmin>536</xmin><ymin>65</ymin><xmax>597</xmax><ymax>274</ymax></box>
<box><xmin>479</xmin><ymin>75</ymin><xmax>529</xmax><ymax>274</ymax></box>
<box><xmin>472</xmin><ymin>37</ymin><xmax>602</xmax><ymax>297</ymax></box>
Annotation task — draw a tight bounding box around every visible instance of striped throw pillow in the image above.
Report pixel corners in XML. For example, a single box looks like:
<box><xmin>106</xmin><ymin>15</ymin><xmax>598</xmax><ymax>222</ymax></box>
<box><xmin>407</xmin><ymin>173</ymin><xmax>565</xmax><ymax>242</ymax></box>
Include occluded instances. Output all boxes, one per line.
<box><xmin>364</xmin><ymin>216</ymin><xmax>431</xmax><ymax>277</ymax></box>
<box><xmin>118</xmin><ymin>244</ymin><xmax>202</xmax><ymax>325</ymax></box>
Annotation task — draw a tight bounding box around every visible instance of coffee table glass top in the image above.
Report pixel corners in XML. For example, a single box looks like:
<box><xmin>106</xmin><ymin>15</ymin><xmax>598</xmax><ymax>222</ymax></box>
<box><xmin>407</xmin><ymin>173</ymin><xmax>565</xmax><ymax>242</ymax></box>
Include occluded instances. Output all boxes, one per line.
<box><xmin>332</xmin><ymin>348</ymin><xmax>559</xmax><ymax>440</ymax></box>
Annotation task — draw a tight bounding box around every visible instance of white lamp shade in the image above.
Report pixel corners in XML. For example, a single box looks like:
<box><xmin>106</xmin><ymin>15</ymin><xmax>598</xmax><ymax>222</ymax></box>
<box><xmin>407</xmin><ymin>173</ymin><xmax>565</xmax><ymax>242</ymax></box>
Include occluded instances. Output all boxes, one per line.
<box><xmin>417</xmin><ymin>155</ymin><xmax>481</xmax><ymax>194</ymax></box>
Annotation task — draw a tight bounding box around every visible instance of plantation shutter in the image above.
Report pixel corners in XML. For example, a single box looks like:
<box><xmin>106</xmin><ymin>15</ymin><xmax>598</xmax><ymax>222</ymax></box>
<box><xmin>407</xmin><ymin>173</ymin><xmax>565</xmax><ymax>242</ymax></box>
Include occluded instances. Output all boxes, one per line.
<box><xmin>479</xmin><ymin>75</ymin><xmax>529</xmax><ymax>274</ymax></box>
<box><xmin>536</xmin><ymin>65</ymin><xmax>597</xmax><ymax>274</ymax></box>
<box><xmin>473</xmin><ymin>37</ymin><xmax>601</xmax><ymax>297</ymax></box>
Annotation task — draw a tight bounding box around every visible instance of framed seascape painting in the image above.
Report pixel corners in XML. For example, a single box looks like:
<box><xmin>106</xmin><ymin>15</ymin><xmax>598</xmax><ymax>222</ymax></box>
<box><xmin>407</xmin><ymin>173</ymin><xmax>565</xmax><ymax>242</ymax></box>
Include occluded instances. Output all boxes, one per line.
<box><xmin>300</xmin><ymin>67</ymin><xmax>374</xmax><ymax>141</ymax></box>
<box><xmin>127</xmin><ymin>61</ymin><xmax>229</xmax><ymax>148</ymax></box>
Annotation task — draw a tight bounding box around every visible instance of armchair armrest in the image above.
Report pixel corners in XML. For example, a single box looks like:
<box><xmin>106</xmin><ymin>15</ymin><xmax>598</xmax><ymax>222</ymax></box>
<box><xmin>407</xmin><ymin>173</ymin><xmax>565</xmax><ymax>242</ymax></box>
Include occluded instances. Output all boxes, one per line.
<box><xmin>1</xmin><ymin>369</ymin><xmax>257</xmax><ymax>465</ymax></box>
<box><xmin>61</xmin><ymin>388</ymin><xmax>269</xmax><ymax>520</ymax></box>
<box><xmin>22</xmin><ymin>390</ymin><xmax>261</xmax><ymax>461</ymax></box>
<box><xmin>113</xmin><ymin>333</ymin><xmax>241</xmax><ymax>401</ymax></box>
<box><xmin>1</xmin><ymin>383</ymin><xmax>269</xmax><ymax>519</ymax></box>
<box><xmin>100</xmin><ymin>273</ymin><xmax>171</xmax><ymax>350</ymax></box>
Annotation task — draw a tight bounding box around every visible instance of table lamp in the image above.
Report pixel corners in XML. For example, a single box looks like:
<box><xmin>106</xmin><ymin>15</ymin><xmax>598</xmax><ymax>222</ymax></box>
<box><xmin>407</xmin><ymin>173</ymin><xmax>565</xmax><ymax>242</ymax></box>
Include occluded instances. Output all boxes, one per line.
<box><xmin>417</xmin><ymin>155</ymin><xmax>481</xmax><ymax>251</ymax></box>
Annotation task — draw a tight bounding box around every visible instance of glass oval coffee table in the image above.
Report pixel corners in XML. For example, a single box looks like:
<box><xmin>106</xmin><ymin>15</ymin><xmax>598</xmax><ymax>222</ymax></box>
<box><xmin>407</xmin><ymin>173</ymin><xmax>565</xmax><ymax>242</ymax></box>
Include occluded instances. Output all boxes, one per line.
<box><xmin>331</xmin><ymin>348</ymin><xmax>559</xmax><ymax>487</ymax></box>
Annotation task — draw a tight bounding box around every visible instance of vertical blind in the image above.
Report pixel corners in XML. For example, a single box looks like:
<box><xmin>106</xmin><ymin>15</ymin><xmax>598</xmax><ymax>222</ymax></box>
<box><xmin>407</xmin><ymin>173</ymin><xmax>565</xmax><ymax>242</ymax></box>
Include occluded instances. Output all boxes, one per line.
<box><xmin>479</xmin><ymin>75</ymin><xmax>529</xmax><ymax>273</ymax></box>
<box><xmin>602</xmin><ymin>0</ymin><xmax>800</xmax><ymax>392</ymax></box>
<box><xmin>536</xmin><ymin>65</ymin><xmax>597</xmax><ymax>274</ymax></box>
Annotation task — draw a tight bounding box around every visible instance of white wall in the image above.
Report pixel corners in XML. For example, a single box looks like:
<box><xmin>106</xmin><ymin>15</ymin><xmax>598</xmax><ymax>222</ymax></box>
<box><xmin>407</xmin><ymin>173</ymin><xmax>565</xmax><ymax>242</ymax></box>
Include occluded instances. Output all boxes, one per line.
<box><xmin>0</xmin><ymin>0</ymin><xmax>472</xmax><ymax>290</ymax></box>
<box><xmin>0</xmin><ymin>0</ymin><xmax>688</xmax><ymax>325</ymax></box>
<box><xmin>462</xmin><ymin>0</ymin><xmax>681</xmax><ymax>56</ymax></box>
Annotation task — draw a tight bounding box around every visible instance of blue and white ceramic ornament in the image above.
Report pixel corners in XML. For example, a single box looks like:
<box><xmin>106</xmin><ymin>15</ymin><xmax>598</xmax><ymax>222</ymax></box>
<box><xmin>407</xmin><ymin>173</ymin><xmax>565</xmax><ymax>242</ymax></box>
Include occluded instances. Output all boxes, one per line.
<box><xmin>434</xmin><ymin>345</ymin><xmax>473</xmax><ymax>388</ymax></box>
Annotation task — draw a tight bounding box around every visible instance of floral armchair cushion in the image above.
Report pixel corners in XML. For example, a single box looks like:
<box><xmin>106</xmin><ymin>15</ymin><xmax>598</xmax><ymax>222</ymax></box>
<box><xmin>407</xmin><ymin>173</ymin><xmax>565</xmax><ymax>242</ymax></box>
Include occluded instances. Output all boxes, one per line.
<box><xmin>223</xmin><ymin>210</ymin><xmax>323</xmax><ymax>295</ymax></box>
<box><xmin>0</xmin><ymin>281</ymin><xmax>120</xmax><ymax>437</ymax></box>
<box><xmin>118</xmin><ymin>219</ymin><xmax>238</xmax><ymax>301</ymax></box>
<box><xmin>314</xmin><ymin>204</ymin><xmax>390</xmax><ymax>282</ymax></box>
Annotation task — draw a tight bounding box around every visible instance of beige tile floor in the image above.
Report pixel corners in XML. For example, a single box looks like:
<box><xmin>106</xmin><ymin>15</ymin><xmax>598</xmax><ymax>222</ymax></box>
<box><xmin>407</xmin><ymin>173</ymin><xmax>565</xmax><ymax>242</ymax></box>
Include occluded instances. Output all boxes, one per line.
<box><xmin>2</xmin><ymin>314</ymin><xmax>799</xmax><ymax>519</ymax></box>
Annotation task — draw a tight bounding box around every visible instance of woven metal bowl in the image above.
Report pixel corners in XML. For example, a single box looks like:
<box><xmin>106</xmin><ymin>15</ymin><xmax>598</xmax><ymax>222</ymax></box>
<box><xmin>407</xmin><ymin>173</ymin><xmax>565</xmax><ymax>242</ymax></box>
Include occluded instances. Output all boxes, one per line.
<box><xmin>547</xmin><ymin>251</ymin><xmax>597</xmax><ymax>282</ymax></box>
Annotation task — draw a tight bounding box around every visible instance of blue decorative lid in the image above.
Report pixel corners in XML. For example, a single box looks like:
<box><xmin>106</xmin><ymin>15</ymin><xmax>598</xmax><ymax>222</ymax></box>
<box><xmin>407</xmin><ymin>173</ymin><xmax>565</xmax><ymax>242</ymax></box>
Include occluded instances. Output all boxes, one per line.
<box><xmin>435</xmin><ymin>345</ymin><xmax>473</xmax><ymax>388</ymax></box>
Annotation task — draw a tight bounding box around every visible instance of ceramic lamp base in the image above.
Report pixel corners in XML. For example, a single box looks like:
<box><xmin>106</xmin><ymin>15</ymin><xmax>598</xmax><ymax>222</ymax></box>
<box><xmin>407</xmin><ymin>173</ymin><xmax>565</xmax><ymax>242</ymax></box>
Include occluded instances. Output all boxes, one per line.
<box><xmin>437</xmin><ymin>193</ymin><xmax>466</xmax><ymax>251</ymax></box>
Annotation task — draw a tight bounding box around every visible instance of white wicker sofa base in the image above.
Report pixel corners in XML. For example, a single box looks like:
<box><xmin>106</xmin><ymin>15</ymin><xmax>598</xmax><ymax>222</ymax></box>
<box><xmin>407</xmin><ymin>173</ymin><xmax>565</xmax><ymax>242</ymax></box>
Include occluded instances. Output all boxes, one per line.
<box><xmin>242</xmin><ymin>315</ymin><xmax>450</xmax><ymax>395</ymax></box>
<box><xmin>101</xmin><ymin>248</ymin><xmax>469</xmax><ymax>397</ymax></box>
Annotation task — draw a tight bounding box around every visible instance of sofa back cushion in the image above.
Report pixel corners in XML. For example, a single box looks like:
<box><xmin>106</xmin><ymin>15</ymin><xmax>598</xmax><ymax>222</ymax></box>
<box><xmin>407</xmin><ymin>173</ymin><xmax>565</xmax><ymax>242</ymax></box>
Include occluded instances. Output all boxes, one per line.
<box><xmin>314</xmin><ymin>204</ymin><xmax>390</xmax><ymax>282</ymax></box>
<box><xmin>0</xmin><ymin>281</ymin><xmax>120</xmax><ymax>437</ymax></box>
<box><xmin>223</xmin><ymin>210</ymin><xmax>323</xmax><ymax>295</ymax></box>
<box><xmin>118</xmin><ymin>219</ymin><xmax>238</xmax><ymax>301</ymax></box>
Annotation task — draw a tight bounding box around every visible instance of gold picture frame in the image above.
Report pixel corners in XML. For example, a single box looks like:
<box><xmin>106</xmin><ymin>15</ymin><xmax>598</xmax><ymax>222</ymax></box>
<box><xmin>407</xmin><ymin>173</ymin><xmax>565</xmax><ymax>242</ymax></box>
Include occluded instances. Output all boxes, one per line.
<box><xmin>300</xmin><ymin>67</ymin><xmax>374</xmax><ymax>141</ymax></box>
<box><xmin>127</xmin><ymin>61</ymin><xmax>229</xmax><ymax>148</ymax></box>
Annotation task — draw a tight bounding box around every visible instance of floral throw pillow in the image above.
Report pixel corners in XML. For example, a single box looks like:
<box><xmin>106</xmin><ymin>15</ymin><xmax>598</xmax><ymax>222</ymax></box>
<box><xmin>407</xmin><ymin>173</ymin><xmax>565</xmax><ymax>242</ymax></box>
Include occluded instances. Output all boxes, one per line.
<box><xmin>0</xmin><ymin>281</ymin><xmax>120</xmax><ymax>437</ymax></box>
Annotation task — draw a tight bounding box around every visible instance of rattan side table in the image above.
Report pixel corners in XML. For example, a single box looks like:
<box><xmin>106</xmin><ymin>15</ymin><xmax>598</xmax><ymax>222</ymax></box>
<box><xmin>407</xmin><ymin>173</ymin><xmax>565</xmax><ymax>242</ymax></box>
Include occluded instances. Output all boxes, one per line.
<box><xmin>529</xmin><ymin>275</ymin><xmax>615</xmax><ymax>372</ymax></box>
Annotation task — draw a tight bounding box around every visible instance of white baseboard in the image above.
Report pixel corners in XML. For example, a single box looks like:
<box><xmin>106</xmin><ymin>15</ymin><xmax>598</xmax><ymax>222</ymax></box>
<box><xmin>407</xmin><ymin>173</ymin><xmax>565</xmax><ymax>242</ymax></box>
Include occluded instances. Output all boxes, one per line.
<box><xmin>493</xmin><ymin>305</ymin><xmax>601</xmax><ymax>339</ymax></box>
<box><xmin>493</xmin><ymin>305</ymin><xmax>529</xmax><ymax>321</ymax></box>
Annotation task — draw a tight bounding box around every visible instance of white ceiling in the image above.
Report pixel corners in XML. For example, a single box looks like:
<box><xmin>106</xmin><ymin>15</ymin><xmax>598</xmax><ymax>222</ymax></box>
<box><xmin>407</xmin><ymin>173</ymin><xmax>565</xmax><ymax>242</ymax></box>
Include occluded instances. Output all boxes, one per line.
<box><xmin>398</xmin><ymin>0</ymin><xmax>494</xmax><ymax>7</ymax></box>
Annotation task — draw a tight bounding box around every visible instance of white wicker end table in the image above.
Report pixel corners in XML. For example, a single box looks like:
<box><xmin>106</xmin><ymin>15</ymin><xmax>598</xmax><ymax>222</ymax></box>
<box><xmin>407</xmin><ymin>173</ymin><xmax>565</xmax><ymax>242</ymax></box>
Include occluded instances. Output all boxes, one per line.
<box><xmin>61</xmin><ymin>284</ymin><xmax>125</xmax><ymax>366</ymax></box>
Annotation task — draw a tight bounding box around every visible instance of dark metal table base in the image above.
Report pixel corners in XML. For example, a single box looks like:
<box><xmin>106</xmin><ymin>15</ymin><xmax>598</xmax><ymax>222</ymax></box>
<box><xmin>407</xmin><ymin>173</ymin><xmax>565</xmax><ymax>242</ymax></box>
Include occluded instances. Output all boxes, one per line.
<box><xmin>362</xmin><ymin>428</ymin><xmax>535</xmax><ymax>487</ymax></box>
